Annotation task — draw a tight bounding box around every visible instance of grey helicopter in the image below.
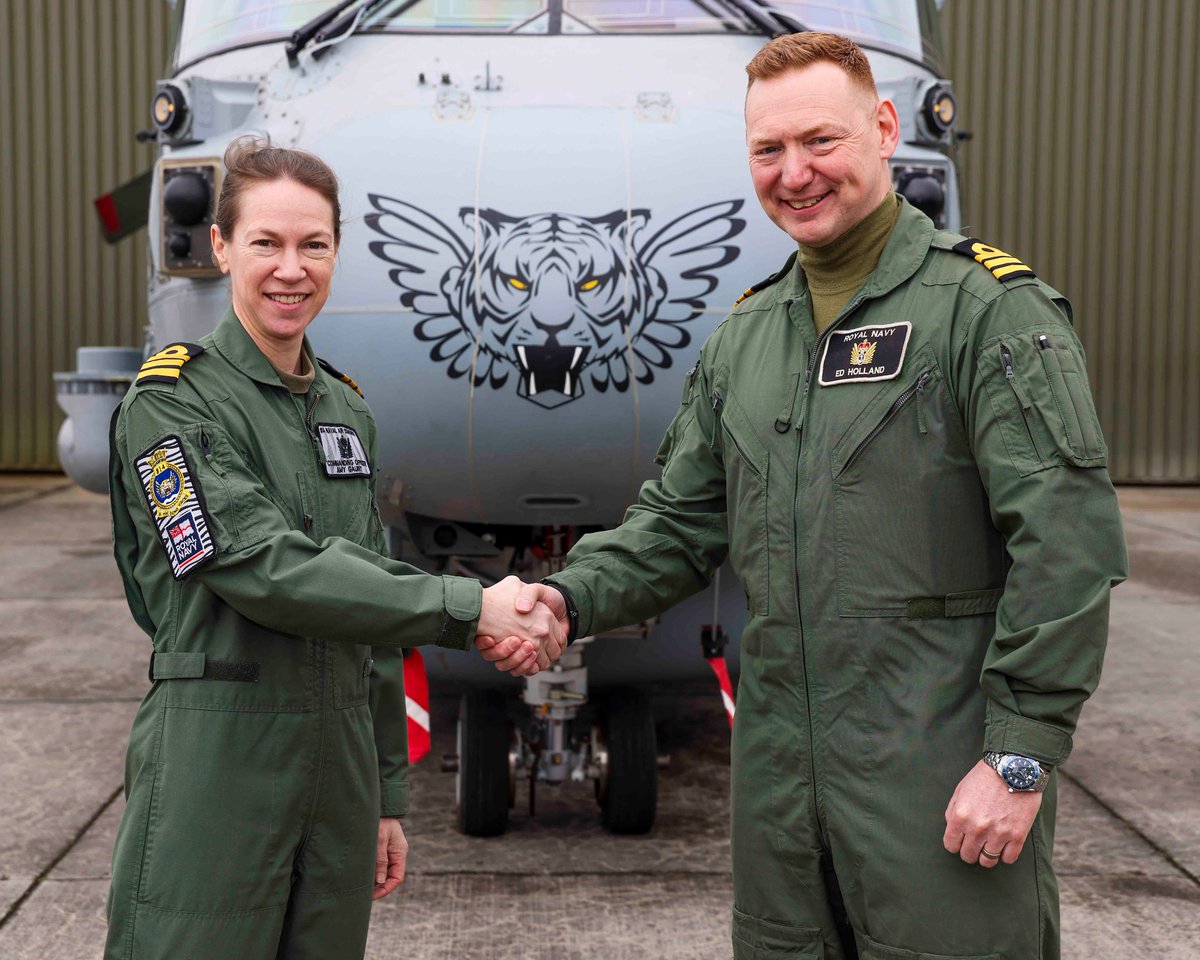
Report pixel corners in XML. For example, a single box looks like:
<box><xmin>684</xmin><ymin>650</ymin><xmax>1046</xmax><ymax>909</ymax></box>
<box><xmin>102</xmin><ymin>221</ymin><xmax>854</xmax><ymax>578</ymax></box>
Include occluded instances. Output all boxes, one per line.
<box><xmin>58</xmin><ymin>0</ymin><xmax>963</xmax><ymax>838</ymax></box>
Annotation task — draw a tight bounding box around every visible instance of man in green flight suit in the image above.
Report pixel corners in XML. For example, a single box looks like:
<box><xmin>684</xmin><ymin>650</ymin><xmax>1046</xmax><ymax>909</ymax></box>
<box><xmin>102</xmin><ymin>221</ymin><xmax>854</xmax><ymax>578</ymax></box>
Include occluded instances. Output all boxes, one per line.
<box><xmin>494</xmin><ymin>32</ymin><xmax>1127</xmax><ymax>960</ymax></box>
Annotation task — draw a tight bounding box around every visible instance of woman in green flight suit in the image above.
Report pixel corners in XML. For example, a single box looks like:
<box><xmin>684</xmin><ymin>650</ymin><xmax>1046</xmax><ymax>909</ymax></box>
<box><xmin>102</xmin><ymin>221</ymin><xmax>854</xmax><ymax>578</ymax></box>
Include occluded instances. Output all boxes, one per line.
<box><xmin>105</xmin><ymin>136</ymin><xmax>560</xmax><ymax>960</ymax></box>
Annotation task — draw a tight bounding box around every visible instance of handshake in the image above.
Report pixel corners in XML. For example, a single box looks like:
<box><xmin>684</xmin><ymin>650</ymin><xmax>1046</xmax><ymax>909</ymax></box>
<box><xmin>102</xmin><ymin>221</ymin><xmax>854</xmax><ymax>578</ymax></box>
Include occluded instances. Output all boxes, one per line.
<box><xmin>473</xmin><ymin>576</ymin><xmax>571</xmax><ymax>676</ymax></box>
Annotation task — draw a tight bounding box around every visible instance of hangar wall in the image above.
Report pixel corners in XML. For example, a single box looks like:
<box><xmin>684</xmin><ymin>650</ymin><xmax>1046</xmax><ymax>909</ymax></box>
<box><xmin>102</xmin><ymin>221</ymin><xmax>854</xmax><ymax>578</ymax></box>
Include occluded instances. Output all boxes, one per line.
<box><xmin>0</xmin><ymin>0</ymin><xmax>171</xmax><ymax>470</ymax></box>
<box><xmin>1</xmin><ymin>0</ymin><xmax>1196</xmax><ymax>481</ymax></box>
<box><xmin>942</xmin><ymin>0</ymin><xmax>1199</xmax><ymax>482</ymax></box>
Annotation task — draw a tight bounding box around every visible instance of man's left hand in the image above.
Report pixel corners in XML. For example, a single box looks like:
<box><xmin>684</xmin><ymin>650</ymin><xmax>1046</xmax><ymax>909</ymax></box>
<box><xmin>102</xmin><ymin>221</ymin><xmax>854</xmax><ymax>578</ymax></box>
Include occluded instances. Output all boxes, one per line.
<box><xmin>943</xmin><ymin>760</ymin><xmax>1042</xmax><ymax>868</ymax></box>
<box><xmin>372</xmin><ymin>817</ymin><xmax>408</xmax><ymax>900</ymax></box>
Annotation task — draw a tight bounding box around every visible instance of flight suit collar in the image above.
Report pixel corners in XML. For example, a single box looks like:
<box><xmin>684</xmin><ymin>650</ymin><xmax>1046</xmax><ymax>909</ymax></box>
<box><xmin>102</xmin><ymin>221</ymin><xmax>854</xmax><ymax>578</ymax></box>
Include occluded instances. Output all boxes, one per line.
<box><xmin>211</xmin><ymin>307</ymin><xmax>319</xmax><ymax>392</ymax></box>
<box><xmin>775</xmin><ymin>196</ymin><xmax>936</xmax><ymax>313</ymax></box>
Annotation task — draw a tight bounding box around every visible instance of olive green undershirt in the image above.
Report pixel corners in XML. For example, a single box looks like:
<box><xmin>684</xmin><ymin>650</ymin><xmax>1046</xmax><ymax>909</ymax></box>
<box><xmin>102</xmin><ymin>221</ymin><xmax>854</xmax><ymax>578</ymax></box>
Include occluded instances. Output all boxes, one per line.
<box><xmin>272</xmin><ymin>350</ymin><xmax>316</xmax><ymax>395</ymax></box>
<box><xmin>798</xmin><ymin>191</ymin><xmax>901</xmax><ymax>335</ymax></box>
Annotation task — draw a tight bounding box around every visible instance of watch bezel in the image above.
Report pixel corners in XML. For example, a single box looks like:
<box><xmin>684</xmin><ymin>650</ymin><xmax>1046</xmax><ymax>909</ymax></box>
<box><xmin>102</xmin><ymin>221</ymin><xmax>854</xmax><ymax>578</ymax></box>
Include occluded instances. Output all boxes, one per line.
<box><xmin>998</xmin><ymin>754</ymin><xmax>1041</xmax><ymax>790</ymax></box>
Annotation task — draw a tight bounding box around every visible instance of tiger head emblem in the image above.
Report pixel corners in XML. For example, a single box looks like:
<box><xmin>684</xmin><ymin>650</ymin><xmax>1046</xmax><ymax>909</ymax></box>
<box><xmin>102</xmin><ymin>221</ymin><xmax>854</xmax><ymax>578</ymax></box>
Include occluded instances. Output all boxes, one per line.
<box><xmin>365</xmin><ymin>196</ymin><xmax>745</xmax><ymax>408</ymax></box>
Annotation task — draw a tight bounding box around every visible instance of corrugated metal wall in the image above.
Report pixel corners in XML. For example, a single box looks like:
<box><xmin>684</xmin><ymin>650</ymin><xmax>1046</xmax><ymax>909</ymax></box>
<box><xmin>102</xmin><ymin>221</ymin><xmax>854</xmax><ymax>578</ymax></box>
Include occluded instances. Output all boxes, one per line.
<box><xmin>943</xmin><ymin>0</ymin><xmax>1200</xmax><ymax>482</ymax></box>
<box><xmin>0</xmin><ymin>0</ymin><xmax>171</xmax><ymax>470</ymax></box>
<box><xmin>2</xmin><ymin>2</ymin><xmax>1196</xmax><ymax>480</ymax></box>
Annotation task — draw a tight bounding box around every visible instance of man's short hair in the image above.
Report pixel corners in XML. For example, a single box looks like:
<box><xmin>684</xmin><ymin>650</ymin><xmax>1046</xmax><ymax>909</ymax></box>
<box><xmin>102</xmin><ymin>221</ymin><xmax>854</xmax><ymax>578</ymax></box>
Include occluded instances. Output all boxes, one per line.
<box><xmin>746</xmin><ymin>32</ymin><xmax>878</xmax><ymax>97</ymax></box>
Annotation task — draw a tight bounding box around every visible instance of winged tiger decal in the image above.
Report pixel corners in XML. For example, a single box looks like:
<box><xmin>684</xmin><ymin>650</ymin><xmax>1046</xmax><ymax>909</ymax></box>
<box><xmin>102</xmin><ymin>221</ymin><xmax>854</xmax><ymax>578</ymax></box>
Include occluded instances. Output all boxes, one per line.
<box><xmin>364</xmin><ymin>197</ymin><xmax>745</xmax><ymax>408</ymax></box>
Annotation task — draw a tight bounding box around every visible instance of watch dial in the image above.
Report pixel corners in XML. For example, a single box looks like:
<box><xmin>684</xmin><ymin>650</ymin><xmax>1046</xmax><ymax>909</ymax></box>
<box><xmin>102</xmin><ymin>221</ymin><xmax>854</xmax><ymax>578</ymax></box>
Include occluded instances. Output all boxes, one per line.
<box><xmin>1003</xmin><ymin>756</ymin><xmax>1039</xmax><ymax>790</ymax></box>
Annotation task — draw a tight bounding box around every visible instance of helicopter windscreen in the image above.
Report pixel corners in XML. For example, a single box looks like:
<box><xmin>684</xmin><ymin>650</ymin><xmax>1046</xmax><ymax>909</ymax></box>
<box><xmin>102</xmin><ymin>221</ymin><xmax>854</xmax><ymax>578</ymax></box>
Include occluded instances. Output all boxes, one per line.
<box><xmin>177</xmin><ymin>1</ymin><xmax>934</xmax><ymax>66</ymax></box>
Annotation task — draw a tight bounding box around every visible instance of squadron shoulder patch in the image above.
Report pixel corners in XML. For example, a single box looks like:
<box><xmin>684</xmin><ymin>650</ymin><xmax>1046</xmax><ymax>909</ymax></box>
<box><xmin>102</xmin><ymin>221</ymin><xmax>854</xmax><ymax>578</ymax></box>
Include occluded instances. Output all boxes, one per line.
<box><xmin>952</xmin><ymin>239</ymin><xmax>1036</xmax><ymax>282</ymax></box>
<box><xmin>819</xmin><ymin>322</ymin><xmax>912</xmax><ymax>386</ymax></box>
<box><xmin>317</xmin><ymin>357</ymin><xmax>365</xmax><ymax>398</ymax></box>
<box><xmin>135</xmin><ymin>342</ymin><xmax>205</xmax><ymax>386</ymax></box>
<box><xmin>135</xmin><ymin>436</ymin><xmax>216</xmax><ymax>579</ymax></box>
<box><xmin>316</xmin><ymin>424</ymin><xmax>371</xmax><ymax>478</ymax></box>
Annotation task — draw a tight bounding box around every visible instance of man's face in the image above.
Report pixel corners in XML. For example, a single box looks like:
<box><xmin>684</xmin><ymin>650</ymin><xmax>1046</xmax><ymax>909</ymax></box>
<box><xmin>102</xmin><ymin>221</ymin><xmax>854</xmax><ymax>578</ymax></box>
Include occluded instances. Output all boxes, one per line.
<box><xmin>746</xmin><ymin>62</ymin><xmax>899</xmax><ymax>247</ymax></box>
<box><xmin>211</xmin><ymin>178</ymin><xmax>337</xmax><ymax>358</ymax></box>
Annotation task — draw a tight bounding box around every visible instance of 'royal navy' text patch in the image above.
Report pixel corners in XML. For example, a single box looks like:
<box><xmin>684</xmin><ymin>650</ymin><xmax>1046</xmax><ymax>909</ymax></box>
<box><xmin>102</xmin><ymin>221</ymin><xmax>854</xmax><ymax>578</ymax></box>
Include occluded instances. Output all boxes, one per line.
<box><xmin>818</xmin><ymin>322</ymin><xmax>912</xmax><ymax>386</ymax></box>
<box><xmin>134</xmin><ymin>436</ymin><xmax>216</xmax><ymax>579</ymax></box>
<box><xmin>317</xmin><ymin>424</ymin><xmax>371</xmax><ymax>477</ymax></box>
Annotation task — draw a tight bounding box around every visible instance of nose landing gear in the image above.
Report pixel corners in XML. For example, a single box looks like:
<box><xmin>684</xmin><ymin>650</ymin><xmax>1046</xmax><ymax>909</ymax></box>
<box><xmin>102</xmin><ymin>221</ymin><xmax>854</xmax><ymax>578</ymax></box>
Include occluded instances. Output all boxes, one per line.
<box><xmin>452</xmin><ymin>638</ymin><xmax>661</xmax><ymax>837</ymax></box>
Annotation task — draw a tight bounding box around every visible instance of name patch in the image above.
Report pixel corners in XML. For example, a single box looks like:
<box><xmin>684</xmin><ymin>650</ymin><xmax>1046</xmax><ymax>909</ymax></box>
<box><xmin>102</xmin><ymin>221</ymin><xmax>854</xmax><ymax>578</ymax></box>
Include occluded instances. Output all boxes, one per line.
<box><xmin>317</xmin><ymin>424</ymin><xmax>371</xmax><ymax>478</ymax></box>
<box><xmin>818</xmin><ymin>322</ymin><xmax>912</xmax><ymax>386</ymax></box>
<box><xmin>134</xmin><ymin>436</ymin><xmax>216</xmax><ymax>579</ymax></box>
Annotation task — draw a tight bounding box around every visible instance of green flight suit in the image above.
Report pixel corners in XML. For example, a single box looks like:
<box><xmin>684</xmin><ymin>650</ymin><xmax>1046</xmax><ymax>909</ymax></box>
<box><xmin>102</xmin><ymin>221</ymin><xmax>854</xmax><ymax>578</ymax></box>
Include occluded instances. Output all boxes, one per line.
<box><xmin>550</xmin><ymin>199</ymin><xmax>1127</xmax><ymax>959</ymax></box>
<box><xmin>105</xmin><ymin>309</ymin><xmax>482</xmax><ymax>960</ymax></box>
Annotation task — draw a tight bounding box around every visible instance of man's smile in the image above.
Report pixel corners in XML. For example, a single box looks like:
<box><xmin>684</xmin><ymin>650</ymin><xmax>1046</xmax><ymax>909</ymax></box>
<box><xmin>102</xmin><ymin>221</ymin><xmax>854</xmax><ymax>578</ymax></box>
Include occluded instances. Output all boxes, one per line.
<box><xmin>786</xmin><ymin>192</ymin><xmax>830</xmax><ymax>211</ymax></box>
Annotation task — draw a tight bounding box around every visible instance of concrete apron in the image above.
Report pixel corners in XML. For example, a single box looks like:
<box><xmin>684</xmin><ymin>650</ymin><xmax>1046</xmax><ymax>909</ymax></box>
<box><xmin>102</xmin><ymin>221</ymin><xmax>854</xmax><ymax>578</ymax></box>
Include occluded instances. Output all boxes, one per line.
<box><xmin>0</xmin><ymin>475</ymin><xmax>1196</xmax><ymax>958</ymax></box>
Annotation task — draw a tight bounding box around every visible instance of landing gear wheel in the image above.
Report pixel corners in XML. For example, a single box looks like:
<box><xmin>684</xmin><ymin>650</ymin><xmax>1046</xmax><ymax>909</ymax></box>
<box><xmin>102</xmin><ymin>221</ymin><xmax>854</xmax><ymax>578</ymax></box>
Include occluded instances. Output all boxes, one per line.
<box><xmin>595</xmin><ymin>689</ymin><xmax>657</xmax><ymax>835</ymax></box>
<box><xmin>456</xmin><ymin>689</ymin><xmax>510</xmax><ymax>837</ymax></box>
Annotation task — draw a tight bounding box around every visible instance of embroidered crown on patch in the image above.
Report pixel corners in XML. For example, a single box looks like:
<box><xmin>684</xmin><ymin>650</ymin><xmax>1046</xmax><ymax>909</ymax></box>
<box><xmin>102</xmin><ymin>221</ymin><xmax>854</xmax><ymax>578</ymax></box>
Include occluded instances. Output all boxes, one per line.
<box><xmin>951</xmin><ymin>239</ymin><xmax>1036</xmax><ymax>282</ymax></box>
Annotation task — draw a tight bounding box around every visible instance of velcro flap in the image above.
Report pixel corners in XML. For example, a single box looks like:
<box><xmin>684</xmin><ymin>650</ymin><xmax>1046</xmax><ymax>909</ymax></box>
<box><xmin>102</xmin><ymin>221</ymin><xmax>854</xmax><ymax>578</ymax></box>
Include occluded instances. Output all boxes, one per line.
<box><xmin>152</xmin><ymin>651</ymin><xmax>206</xmax><ymax>680</ymax></box>
<box><xmin>945</xmin><ymin>587</ymin><xmax>1004</xmax><ymax>617</ymax></box>
<box><xmin>443</xmin><ymin>575</ymin><xmax>482</xmax><ymax>621</ymax></box>
<box><xmin>906</xmin><ymin>588</ymin><xmax>1003</xmax><ymax>619</ymax></box>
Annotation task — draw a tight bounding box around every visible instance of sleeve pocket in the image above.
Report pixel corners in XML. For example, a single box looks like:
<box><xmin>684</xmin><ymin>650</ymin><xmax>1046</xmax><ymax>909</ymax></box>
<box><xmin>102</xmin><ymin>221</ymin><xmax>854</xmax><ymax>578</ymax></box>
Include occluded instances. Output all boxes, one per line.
<box><xmin>979</xmin><ymin>329</ymin><xmax>1107</xmax><ymax>476</ymax></box>
<box><xmin>1036</xmin><ymin>337</ymin><xmax>1108</xmax><ymax>462</ymax></box>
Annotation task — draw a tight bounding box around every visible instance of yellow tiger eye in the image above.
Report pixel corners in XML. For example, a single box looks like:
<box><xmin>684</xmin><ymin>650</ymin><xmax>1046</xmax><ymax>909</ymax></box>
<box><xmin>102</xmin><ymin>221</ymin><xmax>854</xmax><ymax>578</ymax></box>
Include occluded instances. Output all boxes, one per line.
<box><xmin>508</xmin><ymin>277</ymin><xmax>528</xmax><ymax>290</ymax></box>
<box><xmin>579</xmin><ymin>278</ymin><xmax>600</xmax><ymax>291</ymax></box>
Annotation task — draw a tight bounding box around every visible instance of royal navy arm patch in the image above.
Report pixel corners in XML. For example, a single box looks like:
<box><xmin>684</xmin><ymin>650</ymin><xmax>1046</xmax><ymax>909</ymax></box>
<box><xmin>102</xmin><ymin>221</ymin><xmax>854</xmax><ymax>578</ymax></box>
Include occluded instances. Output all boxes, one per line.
<box><xmin>135</xmin><ymin>342</ymin><xmax>205</xmax><ymax>386</ymax></box>
<box><xmin>951</xmin><ymin>239</ymin><xmax>1036</xmax><ymax>282</ymax></box>
<box><xmin>134</xmin><ymin>436</ymin><xmax>216</xmax><ymax>578</ymax></box>
<box><xmin>317</xmin><ymin>357</ymin><xmax>365</xmax><ymax>398</ymax></box>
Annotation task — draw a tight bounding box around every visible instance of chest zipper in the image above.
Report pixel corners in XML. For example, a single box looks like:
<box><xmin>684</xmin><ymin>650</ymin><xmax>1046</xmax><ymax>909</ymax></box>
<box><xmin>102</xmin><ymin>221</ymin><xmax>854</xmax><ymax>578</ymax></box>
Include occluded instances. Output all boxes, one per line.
<box><xmin>304</xmin><ymin>392</ymin><xmax>322</xmax><ymax>440</ymax></box>
<box><xmin>840</xmin><ymin>370</ymin><xmax>933</xmax><ymax>474</ymax></box>
<box><xmin>713</xmin><ymin>388</ymin><xmax>765</xmax><ymax>479</ymax></box>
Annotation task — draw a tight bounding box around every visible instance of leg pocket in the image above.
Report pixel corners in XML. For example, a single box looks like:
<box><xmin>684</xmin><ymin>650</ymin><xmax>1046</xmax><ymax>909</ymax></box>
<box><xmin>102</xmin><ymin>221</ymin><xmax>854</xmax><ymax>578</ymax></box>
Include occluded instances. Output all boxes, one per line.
<box><xmin>857</xmin><ymin>929</ymin><xmax>998</xmax><ymax>960</ymax></box>
<box><xmin>141</xmin><ymin>707</ymin><xmax>298</xmax><ymax>914</ymax></box>
<box><xmin>732</xmin><ymin>906</ymin><xmax>825</xmax><ymax>959</ymax></box>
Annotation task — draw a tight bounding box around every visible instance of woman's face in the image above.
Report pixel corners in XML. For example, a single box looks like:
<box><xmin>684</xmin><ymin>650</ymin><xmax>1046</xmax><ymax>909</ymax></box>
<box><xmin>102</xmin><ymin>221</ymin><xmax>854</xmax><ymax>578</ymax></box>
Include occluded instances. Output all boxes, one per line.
<box><xmin>211</xmin><ymin>178</ymin><xmax>337</xmax><ymax>357</ymax></box>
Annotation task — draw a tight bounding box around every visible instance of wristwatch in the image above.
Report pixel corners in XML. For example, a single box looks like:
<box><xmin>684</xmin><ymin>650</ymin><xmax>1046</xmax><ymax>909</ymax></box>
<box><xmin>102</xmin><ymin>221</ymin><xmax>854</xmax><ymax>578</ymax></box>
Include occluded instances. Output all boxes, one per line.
<box><xmin>983</xmin><ymin>751</ymin><xmax>1050</xmax><ymax>793</ymax></box>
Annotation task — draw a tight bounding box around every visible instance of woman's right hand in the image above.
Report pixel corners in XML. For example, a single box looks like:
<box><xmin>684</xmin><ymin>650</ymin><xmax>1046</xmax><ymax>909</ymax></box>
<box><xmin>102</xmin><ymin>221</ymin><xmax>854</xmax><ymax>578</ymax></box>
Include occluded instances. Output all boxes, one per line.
<box><xmin>476</xmin><ymin>576</ymin><xmax>568</xmax><ymax>676</ymax></box>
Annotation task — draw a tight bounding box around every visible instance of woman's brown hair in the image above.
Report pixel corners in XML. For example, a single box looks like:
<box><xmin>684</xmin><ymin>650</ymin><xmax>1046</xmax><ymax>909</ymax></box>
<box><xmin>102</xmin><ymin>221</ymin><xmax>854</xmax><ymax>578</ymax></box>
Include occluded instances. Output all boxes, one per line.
<box><xmin>214</xmin><ymin>134</ymin><xmax>342</xmax><ymax>246</ymax></box>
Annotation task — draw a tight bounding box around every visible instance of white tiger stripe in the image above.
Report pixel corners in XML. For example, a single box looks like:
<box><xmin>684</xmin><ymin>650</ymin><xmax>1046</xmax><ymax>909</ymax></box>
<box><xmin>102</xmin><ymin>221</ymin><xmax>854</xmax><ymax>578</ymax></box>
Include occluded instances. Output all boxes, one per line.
<box><xmin>405</xmin><ymin>695</ymin><xmax>431</xmax><ymax>733</ymax></box>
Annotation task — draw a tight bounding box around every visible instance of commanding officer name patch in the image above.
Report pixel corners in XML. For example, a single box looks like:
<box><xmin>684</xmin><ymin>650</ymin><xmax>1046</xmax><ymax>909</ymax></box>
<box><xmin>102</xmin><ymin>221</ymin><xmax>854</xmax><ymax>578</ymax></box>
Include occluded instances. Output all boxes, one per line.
<box><xmin>316</xmin><ymin>424</ymin><xmax>371</xmax><ymax>477</ymax></box>
<box><xmin>952</xmin><ymin>239</ymin><xmax>1036</xmax><ymax>281</ymax></box>
<box><xmin>135</xmin><ymin>342</ymin><xmax>205</xmax><ymax>386</ymax></box>
<box><xmin>134</xmin><ymin>436</ymin><xmax>216</xmax><ymax>578</ymax></box>
<box><xmin>819</xmin><ymin>322</ymin><xmax>912</xmax><ymax>386</ymax></box>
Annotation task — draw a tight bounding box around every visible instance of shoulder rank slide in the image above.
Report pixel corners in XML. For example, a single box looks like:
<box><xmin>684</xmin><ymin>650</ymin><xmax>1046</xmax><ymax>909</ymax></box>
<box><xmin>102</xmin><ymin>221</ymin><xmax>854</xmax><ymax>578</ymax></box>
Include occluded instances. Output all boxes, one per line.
<box><xmin>952</xmin><ymin>239</ymin><xmax>1036</xmax><ymax>282</ymax></box>
<box><xmin>135</xmin><ymin>342</ymin><xmax>205</xmax><ymax>386</ymax></box>
<box><xmin>317</xmin><ymin>357</ymin><xmax>365</xmax><ymax>398</ymax></box>
<box><xmin>135</xmin><ymin>435</ymin><xmax>216</xmax><ymax>579</ymax></box>
<box><xmin>733</xmin><ymin>253</ymin><xmax>796</xmax><ymax>307</ymax></box>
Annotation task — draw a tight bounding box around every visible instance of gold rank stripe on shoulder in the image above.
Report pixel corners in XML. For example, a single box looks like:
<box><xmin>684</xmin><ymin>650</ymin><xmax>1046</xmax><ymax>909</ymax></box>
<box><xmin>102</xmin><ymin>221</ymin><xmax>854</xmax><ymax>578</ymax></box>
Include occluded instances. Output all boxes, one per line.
<box><xmin>951</xmin><ymin>239</ymin><xmax>1037</xmax><ymax>282</ymax></box>
<box><xmin>316</xmin><ymin>357</ymin><xmax>365</xmax><ymax>398</ymax></box>
<box><xmin>733</xmin><ymin>254</ymin><xmax>796</xmax><ymax>307</ymax></box>
<box><xmin>135</xmin><ymin>342</ymin><xmax>205</xmax><ymax>386</ymax></box>
<box><xmin>732</xmin><ymin>273</ymin><xmax>780</xmax><ymax>306</ymax></box>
